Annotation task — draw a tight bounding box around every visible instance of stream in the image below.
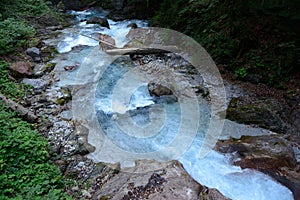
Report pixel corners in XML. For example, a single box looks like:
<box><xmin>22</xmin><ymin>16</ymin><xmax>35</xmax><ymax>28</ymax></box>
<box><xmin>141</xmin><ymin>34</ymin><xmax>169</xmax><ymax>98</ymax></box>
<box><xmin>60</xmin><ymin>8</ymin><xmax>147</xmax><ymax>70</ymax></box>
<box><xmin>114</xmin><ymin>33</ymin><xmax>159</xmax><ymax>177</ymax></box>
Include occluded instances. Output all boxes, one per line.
<box><xmin>45</xmin><ymin>9</ymin><xmax>294</xmax><ymax>200</ymax></box>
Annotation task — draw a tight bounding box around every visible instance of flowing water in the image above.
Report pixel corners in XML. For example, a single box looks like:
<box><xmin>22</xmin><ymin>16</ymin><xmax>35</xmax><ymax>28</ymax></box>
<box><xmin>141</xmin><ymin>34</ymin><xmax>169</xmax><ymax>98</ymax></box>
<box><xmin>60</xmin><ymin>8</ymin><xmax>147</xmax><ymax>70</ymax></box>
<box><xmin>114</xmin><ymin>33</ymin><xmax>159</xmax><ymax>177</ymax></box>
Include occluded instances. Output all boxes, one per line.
<box><xmin>46</xmin><ymin>9</ymin><xmax>294</xmax><ymax>200</ymax></box>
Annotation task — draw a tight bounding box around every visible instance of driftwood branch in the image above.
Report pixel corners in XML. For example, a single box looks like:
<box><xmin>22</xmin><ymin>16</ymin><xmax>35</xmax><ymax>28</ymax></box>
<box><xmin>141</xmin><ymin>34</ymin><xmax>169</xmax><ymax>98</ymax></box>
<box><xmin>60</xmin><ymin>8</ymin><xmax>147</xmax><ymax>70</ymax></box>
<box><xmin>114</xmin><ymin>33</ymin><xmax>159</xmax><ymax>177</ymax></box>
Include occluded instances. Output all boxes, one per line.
<box><xmin>105</xmin><ymin>46</ymin><xmax>179</xmax><ymax>55</ymax></box>
<box><xmin>0</xmin><ymin>94</ymin><xmax>37</xmax><ymax>123</ymax></box>
<box><xmin>78</xmin><ymin>32</ymin><xmax>118</xmax><ymax>48</ymax></box>
<box><xmin>77</xmin><ymin>32</ymin><xmax>179</xmax><ymax>55</ymax></box>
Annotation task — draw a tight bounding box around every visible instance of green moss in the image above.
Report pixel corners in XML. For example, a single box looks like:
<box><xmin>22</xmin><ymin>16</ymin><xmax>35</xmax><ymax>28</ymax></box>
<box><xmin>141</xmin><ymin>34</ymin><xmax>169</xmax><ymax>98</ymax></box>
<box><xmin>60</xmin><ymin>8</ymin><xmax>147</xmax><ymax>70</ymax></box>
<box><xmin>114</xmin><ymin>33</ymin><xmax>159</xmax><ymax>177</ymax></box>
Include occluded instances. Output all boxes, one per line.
<box><xmin>27</xmin><ymin>37</ymin><xmax>41</xmax><ymax>47</ymax></box>
<box><xmin>44</xmin><ymin>63</ymin><xmax>56</xmax><ymax>73</ymax></box>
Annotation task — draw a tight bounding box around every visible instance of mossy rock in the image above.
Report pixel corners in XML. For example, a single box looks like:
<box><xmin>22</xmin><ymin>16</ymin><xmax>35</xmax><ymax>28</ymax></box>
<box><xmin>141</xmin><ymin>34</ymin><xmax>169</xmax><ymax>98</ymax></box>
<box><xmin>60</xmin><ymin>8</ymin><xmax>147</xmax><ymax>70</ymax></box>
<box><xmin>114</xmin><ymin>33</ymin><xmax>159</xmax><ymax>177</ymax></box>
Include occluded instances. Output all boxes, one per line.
<box><xmin>56</xmin><ymin>87</ymin><xmax>72</xmax><ymax>105</ymax></box>
<box><xmin>44</xmin><ymin>63</ymin><xmax>56</xmax><ymax>73</ymax></box>
<box><xmin>27</xmin><ymin>37</ymin><xmax>41</xmax><ymax>47</ymax></box>
<box><xmin>226</xmin><ymin>97</ymin><xmax>286</xmax><ymax>133</ymax></box>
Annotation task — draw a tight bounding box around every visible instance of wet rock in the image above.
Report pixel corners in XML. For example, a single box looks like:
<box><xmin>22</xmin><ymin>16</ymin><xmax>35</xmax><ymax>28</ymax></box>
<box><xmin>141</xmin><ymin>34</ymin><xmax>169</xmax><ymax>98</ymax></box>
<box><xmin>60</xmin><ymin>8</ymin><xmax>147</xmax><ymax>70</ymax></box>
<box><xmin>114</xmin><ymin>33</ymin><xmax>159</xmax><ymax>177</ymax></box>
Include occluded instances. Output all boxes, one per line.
<box><xmin>99</xmin><ymin>33</ymin><xmax>116</xmax><ymax>51</ymax></box>
<box><xmin>22</xmin><ymin>78</ymin><xmax>49</xmax><ymax>90</ymax></box>
<box><xmin>203</xmin><ymin>188</ymin><xmax>231</xmax><ymax>200</ymax></box>
<box><xmin>215</xmin><ymin>135</ymin><xmax>300</xmax><ymax>200</ymax></box>
<box><xmin>94</xmin><ymin>160</ymin><xmax>228</xmax><ymax>200</ymax></box>
<box><xmin>148</xmin><ymin>82</ymin><xmax>173</xmax><ymax>97</ymax></box>
<box><xmin>64</xmin><ymin>64</ymin><xmax>79</xmax><ymax>71</ymax></box>
<box><xmin>26</xmin><ymin>47</ymin><xmax>41</xmax><ymax>62</ymax></box>
<box><xmin>226</xmin><ymin>97</ymin><xmax>287</xmax><ymax>133</ymax></box>
<box><xmin>9</xmin><ymin>61</ymin><xmax>33</xmax><ymax>78</ymax></box>
<box><xmin>127</xmin><ymin>23</ymin><xmax>138</xmax><ymax>29</ymax></box>
<box><xmin>216</xmin><ymin>135</ymin><xmax>297</xmax><ymax>169</ymax></box>
<box><xmin>60</xmin><ymin>110</ymin><xmax>73</xmax><ymax>121</ymax></box>
<box><xmin>194</xmin><ymin>85</ymin><xmax>210</xmax><ymax>97</ymax></box>
<box><xmin>55</xmin><ymin>87</ymin><xmax>72</xmax><ymax>105</ymax></box>
<box><xmin>71</xmin><ymin>45</ymin><xmax>90</xmax><ymax>52</ymax></box>
<box><xmin>40</xmin><ymin>45</ymin><xmax>58</xmax><ymax>62</ymax></box>
<box><xmin>33</xmin><ymin>63</ymin><xmax>55</xmax><ymax>77</ymax></box>
<box><xmin>74</xmin><ymin>125</ymin><xmax>96</xmax><ymax>155</ymax></box>
<box><xmin>87</xmin><ymin>17</ymin><xmax>110</xmax><ymax>29</ymax></box>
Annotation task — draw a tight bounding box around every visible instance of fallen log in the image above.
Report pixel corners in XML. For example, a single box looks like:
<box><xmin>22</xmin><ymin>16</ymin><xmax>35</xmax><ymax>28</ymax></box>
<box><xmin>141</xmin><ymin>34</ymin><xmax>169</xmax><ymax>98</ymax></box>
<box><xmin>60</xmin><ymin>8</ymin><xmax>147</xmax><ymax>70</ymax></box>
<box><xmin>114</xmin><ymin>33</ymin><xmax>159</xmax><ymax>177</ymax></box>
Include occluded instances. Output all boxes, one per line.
<box><xmin>0</xmin><ymin>94</ymin><xmax>37</xmax><ymax>123</ymax></box>
<box><xmin>105</xmin><ymin>46</ymin><xmax>179</xmax><ymax>55</ymax></box>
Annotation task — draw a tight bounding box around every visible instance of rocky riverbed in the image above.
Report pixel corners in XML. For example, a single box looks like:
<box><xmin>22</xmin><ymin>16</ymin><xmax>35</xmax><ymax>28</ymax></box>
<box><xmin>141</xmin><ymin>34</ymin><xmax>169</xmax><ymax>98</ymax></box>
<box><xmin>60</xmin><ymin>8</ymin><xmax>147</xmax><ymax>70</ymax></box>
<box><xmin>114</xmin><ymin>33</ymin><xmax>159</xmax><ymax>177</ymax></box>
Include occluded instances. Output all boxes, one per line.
<box><xmin>6</xmin><ymin>6</ymin><xmax>299</xmax><ymax>200</ymax></box>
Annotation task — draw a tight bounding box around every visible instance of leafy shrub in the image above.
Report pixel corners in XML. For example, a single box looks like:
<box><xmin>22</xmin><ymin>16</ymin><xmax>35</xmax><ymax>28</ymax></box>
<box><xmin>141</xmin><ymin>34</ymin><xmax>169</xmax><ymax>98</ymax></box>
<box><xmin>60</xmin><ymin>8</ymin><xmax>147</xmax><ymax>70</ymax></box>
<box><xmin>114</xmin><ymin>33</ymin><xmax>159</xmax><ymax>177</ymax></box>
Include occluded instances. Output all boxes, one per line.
<box><xmin>0</xmin><ymin>60</ymin><xmax>29</xmax><ymax>99</ymax></box>
<box><xmin>0</xmin><ymin>18</ymin><xmax>35</xmax><ymax>55</ymax></box>
<box><xmin>0</xmin><ymin>0</ymin><xmax>65</xmax><ymax>55</ymax></box>
<box><xmin>152</xmin><ymin>0</ymin><xmax>300</xmax><ymax>85</ymax></box>
<box><xmin>0</xmin><ymin>103</ymin><xmax>71</xmax><ymax>199</ymax></box>
<box><xmin>234</xmin><ymin>67</ymin><xmax>248</xmax><ymax>79</ymax></box>
<box><xmin>0</xmin><ymin>0</ymin><xmax>51</xmax><ymax>20</ymax></box>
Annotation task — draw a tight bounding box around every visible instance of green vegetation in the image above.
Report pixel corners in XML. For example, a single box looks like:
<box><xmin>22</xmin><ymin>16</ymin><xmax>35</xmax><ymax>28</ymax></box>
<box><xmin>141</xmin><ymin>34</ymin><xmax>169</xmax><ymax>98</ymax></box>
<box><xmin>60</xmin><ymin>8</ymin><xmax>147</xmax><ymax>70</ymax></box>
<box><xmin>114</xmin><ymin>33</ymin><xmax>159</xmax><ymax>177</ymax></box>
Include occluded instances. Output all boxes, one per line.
<box><xmin>0</xmin><ymin>0</ymin><xmax>51</xmax><ymax>19</ymax></box>
<box><xmin>152</xmin><ymin>0</ymin><xmax>300</xmax><ymax>86</ymax></box>
<box><xmin>0</xmin><ymin>19</ymin><xmax>36</xmax><ymax>56</ymax></box>
<box><xmin>0</xmin><ymin>103</ymin><xmax>71</xmax><ymax>200</ymax></box>
<box><xmin>0</xmin><ymin>1</ymin><xmax>72</xmax><ymax>198</ymax></box>
<box><xmin>0</xmin><ymin>61</ymin><xmax>29</xmax><ymax>100</ymax></box>
<box><xmin>234</xmin><ymin>67</ymin><xmax>248</xmax><ymax>79</ymax></box>
<box><xmin>0</xmin><ymin>0</ymin><xmax>65</xmax><ymax>55</ymax></box>
<box><xmin>0</xmin><ymin>60</ymin><xmax>71</xmax><ymax>199</ymax></box>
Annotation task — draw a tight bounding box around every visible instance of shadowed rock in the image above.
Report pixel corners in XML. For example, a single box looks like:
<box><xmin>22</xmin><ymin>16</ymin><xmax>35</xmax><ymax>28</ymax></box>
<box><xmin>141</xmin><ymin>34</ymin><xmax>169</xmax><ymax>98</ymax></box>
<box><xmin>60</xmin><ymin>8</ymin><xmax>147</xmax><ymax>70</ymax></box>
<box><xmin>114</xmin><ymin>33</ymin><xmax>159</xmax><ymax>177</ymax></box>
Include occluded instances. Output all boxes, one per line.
<box><xmin>26</xmin><ymin>47</ymin><xmax>41</xmax><ymax>62</ymax></box>
<box><xmin>87</xmin><ymin>17</ymin><xmax>110</xmax><ymax>29</ymax></box>
<box><xmin>215</xmin><ymin>135</ymin><xmax>300</xmax><ymax>200</ymax></box>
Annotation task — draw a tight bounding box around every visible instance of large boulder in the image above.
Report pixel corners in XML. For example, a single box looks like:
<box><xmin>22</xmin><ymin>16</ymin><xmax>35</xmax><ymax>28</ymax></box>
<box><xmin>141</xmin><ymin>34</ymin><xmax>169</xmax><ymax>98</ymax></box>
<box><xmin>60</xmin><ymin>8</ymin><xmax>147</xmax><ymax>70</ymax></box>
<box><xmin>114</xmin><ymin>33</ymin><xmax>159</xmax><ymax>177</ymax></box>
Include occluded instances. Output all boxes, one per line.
<box><xmin>98</xmin><ymin>33</ymin><xmax>115</xmax><ymax>51</ymax></box>
<box><xmin>92</xmin><ymin>160</ymin><xmax>229</xmax><ymax>200</ymax></box>
<box><xmin>226</xmin><ymin>95</ymin><xmax>300</xmax><ymax>135</ymax></box>
<box><xmin>148</xmin><ymin>82</ymin><xmax>173</xmax><ymax>97</ymax></box>
<box><xmin>226</xmin><ymin>97</ymin><xmax>287</xmax><ymax>133</ymax></box>
<box><xmin>127</xmin><ymin>22</ymin><xmax>138</xmax><ymax>29</ymax></box>
<box><xmin>215</xmin><ymin>135</ymin><xmax>300</xmax><ymax>200</ymax></box>
<box><xmin>86</xmin><ymin>17</ymin><xmax>110</xmax><ymax>29</ymax></box>
<box><xmin>9</xmin><ymin>61</ymin><xmax>33</xmax><ymax>78</ymax></box>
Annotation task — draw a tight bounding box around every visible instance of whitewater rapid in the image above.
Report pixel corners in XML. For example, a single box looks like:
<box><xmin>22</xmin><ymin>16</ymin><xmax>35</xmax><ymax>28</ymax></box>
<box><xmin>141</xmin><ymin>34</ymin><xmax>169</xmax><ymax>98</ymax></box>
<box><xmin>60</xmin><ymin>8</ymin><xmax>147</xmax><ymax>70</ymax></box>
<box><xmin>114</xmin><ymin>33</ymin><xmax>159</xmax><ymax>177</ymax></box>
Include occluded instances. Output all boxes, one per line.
<box><xmin>50</xmin><ymin>9</ymin><xmax>294</xmax><ymax>200</ymax></box>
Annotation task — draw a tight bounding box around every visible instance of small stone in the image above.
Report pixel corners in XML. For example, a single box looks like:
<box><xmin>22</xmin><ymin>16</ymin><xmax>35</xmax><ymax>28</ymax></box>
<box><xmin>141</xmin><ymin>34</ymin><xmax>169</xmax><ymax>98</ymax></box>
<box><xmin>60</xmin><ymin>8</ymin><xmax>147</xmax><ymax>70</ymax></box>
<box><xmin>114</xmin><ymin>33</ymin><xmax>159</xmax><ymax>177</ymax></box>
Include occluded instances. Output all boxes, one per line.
<box><xmin>82</xmin><ymin>190</ymin><xmax>92</xmax><ymax>198</ymax></box>
<box><xmin>22</xmin><ymin>78</ymin><xmax>49</xmax><ymax>90</ymax></box>
<box><xmin>77</xmin><ymin>162</ymin><xmax>85</xmax><ymax>167</ymax></box>
<box><xmin>26</xmin><ymin>47</ymin><xmax>41</xmax><ymax>62</ymax></box>
<box><xmin>72</xmin><ymin>186</ymin><xmax>79</xmax><ymax>192</ymax></box>
<box><xmin>60</xmin><ymin>110</ymin><xmax>73</xmax><ymax>121</ymax></box>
